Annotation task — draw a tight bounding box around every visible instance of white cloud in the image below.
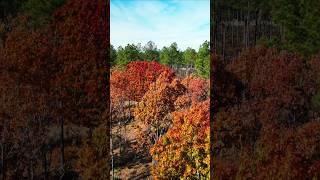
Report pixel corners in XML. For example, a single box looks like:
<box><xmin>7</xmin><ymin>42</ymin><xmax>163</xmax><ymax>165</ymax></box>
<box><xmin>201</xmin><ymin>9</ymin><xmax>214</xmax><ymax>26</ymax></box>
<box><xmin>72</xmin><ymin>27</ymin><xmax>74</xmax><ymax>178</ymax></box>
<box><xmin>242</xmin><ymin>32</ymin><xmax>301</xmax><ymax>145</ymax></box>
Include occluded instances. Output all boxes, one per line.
<box><xmin>111</xmin><ymin>0</ymin><xmax>209</xmax><ymax>50</ymax></box>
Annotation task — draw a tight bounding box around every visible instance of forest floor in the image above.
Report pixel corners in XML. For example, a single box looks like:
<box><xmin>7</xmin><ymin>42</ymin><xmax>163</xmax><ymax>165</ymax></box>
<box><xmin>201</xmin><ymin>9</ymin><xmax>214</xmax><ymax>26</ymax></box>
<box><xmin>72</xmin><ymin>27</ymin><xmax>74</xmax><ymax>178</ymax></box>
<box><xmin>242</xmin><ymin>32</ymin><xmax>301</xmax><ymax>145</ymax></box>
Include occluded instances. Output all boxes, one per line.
<box><xmin>111</xmin><ymin>118</ymin><xmax>152</xmax><ymax>180</ymax></box>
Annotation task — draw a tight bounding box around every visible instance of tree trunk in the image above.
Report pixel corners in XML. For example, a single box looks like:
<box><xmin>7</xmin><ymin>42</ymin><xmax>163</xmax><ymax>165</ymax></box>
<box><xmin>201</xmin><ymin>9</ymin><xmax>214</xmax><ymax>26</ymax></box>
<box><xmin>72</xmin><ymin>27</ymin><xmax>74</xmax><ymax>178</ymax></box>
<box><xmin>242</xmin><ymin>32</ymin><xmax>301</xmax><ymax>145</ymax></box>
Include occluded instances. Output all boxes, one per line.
<box><xmin>231</xmin><ymin>10</ymin><xmax>234</xmax><ymax>47</ymax></box>
<box><xmin>1</xmin><ymin>119</ymin><xmax>6</xmax><ymax>180</ymax></box>
<box><xmin>60</xmin><ymin>117</ymin><xmax>65</xmax><ymax>172</ymax></box>
<box><xmin>30</xmin><ymin>160</ymin><xmax>34</xmax><ymax>180</ymax></box>
<box><xmin>213</xmin><ymin>5</ymin><xmax>219</xmax><ymax>54</ymax></box>
<box><xmin>110</xmin><ymin>116</ymin><xmax>114</xmax><ymax>179</ymax></box>
<box><xmin>1</xmin><ymin>144</ymin><xmax>4</xmax><ymax>180</ymax></box>
<box><xmin>223</xmin><ymin>23</ymin><xmax>226</xmax><ymax>60</ymax></box>
<box><xmin>43</xmin><ymin>150</ymin><xmax>48</xmax><ymax>180</ymax></box>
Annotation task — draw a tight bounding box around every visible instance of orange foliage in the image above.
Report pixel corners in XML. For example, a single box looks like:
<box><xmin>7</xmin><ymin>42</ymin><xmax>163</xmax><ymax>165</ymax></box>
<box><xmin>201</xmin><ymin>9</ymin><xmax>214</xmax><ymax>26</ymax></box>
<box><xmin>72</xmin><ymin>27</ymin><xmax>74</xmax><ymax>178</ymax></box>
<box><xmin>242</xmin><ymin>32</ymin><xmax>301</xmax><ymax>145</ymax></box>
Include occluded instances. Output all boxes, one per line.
<box><xmin>133</xmin><ymin>71</ymin><xmax>186</xmax><ymax>147</ymax></box>
<box><xmin>174</xmin><ymin>95</ymin><xmax>192</xmax><ymax>110</ymax></box>
<box><xmin>150</xmin><ymin>100</ymin><xmax>210</xmax><ymax>179</ymax></box>
<box><xmin>110</xmin><ymin>61</ymin><xmax>210</xmax><ymax>178</ymax></box>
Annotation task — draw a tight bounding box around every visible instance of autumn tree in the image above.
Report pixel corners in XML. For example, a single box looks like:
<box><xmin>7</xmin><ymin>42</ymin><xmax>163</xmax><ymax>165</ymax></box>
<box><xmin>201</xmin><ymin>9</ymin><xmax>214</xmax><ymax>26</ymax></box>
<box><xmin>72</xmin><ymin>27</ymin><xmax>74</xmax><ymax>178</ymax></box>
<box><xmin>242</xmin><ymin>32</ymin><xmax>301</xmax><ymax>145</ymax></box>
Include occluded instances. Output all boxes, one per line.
<box><xmin>110</xmin><ymin>61</ymin><xmax>173</xmax><ymax>172</ymax></box>
<box><xmin>111</xmin><ymin>61</ymin><xmax>173</xmax><ymax>102</ymax></box>
<box><xmin>35</xmin><ymin>0</ymin><xmax>108</xmax><ymax>177</ymax></box>
<box><xmin>0</xmin><ymin>14</ymin><xmax>56</xmax><ymax>179</ymax></box>
<box><xmin>134</xmin><ymin>70</ymin><xmax>186</xmax><ymax>147</ymax></box>
<box><xmin>212</xmin><ymin>47</ymin><xmax>320</xmax><ymax>179</ymax></box>
<box><xmin>150</xmin><ymin>100</ymin><xmax>210</xmax><ymax>179</ymax></box>
<box><xmin>181</xmin><ymin>75</ymin><xmax>209</xmax><ymax>103</ymax></box>
<box><xmin>0</xmin><ymin>0</ymin><xmax>109</xmax><ymax>179</ymax></box>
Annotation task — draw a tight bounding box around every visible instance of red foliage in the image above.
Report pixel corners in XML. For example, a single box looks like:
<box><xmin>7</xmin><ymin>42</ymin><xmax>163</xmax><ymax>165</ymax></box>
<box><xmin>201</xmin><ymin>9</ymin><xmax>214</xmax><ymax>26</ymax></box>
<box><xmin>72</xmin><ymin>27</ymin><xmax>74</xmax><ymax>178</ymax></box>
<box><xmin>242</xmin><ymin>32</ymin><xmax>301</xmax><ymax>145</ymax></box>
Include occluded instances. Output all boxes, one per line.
<box><xmin>0</xmin><ymin>0</ymin><xmax>110</xmax><ymax>178</ymax></box>
<box><xmin>49</xmin><ymin>0</ymin><xmax>109</xmax><ymax>127</ymax></box>
<box><xmin>182</xmin><ymin>75</ymin><xmax>209</xmax><ymax>103</ymax></box>
<box><xmin>213</xmin><ymin>48</ymin><xmax>320</xmax><ymax>179</ymax></box>
<box><xmin>111</xmin><ymin>61</ymin><xmax>173</xmax><ymax>102</ymax></box>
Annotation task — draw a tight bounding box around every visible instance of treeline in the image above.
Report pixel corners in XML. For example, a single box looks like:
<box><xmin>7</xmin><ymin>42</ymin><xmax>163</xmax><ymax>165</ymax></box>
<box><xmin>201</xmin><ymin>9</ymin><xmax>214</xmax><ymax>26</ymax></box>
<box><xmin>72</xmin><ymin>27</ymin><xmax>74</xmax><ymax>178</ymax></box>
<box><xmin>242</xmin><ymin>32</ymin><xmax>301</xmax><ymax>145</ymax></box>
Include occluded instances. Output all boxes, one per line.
<box><xmin>212</xmin><ymin>0</ymin><xmax>320</xmax><ymax>59</ymax></box>
<box><xmin>110</xmin><ymin>41</ymin><xmax>210</xmax><ymax>78</ymax></box>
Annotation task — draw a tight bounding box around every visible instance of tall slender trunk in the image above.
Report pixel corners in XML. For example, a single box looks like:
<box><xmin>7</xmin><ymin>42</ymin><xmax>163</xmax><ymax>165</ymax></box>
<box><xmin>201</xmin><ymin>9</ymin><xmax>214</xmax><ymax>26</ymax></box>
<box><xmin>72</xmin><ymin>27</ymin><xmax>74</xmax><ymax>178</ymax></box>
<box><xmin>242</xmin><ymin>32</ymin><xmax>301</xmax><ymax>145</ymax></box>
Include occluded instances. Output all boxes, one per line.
<box><xmin>242</xmin><ymin>10</ymin><xmax>246</xmax><ymax>48</ymax></box>
<box><xmin>1</xmin><ymin>143</ymin><xmax>4</xmax><ymax>180</ymax></box>
<box><xmin>30</xmin><ymin>160</ymin><xmax>34</xmax><ymax>180</ymax></box>
<box><xmin>1</xmin><ymin>119</ymin><xmax>6</xmax><ymax>180</ymax></box>
<box><xmin>110</xmin><ymin>113</ymin><xmax>114</xmax><ymax>179</ymax></box>
<box><xmin>213</xmin><ymin>5</ymin><xmax>219</xmax><ymax>55</ymax></box>
<box><xmin>43</xmin><ymin>149</ymin><xmax>48</xmax><ymax>180</ymax></box>
<box><xmin>223</xmin><ymin>23</ymin><xmax>226</xmax><ymax>60</ymax></box>
<box><xmin>60</xmin><ymin>117</ymin><xmax>65</xmax><ymax>172</ymax></box>
<box><xmin>246</xmin><ymin>1</ymin><xmax>250</xmax><ymax>48</ymax></box>
<box><xmin>119</xmin><ymin>103</ymin><xmax>123</xmax><ymax>157</ymax></box>
<box><xmin>231</xmin><ymin>10</ymin><xmax>234</xmax><ymax>47</ymax></box>
<box><xmin>28</xmin><ymin>163</ymin><xmax>31</xmax><ymax>180</ymax></box>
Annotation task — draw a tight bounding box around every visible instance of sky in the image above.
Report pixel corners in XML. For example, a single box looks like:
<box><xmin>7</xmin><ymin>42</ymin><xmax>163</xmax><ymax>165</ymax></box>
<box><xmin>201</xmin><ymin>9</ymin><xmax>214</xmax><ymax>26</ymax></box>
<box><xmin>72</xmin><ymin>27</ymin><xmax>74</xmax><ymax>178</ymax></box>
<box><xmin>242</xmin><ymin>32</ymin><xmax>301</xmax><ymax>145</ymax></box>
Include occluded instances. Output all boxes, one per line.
<box><xmin>111</xmin><ymin>0</ymin><xmax>210</xmax><ymax>51</ymax></box>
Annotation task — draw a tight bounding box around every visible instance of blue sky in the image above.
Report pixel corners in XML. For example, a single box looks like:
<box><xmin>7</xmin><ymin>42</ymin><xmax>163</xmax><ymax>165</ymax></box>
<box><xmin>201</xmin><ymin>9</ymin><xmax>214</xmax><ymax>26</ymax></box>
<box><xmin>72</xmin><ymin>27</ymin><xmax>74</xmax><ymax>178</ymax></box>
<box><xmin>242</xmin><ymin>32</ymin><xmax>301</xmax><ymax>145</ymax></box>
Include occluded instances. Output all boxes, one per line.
<box><xmin>111</xmin><ymin>0</ymin><xmax>210</xmax><ymax>51</ymax></box>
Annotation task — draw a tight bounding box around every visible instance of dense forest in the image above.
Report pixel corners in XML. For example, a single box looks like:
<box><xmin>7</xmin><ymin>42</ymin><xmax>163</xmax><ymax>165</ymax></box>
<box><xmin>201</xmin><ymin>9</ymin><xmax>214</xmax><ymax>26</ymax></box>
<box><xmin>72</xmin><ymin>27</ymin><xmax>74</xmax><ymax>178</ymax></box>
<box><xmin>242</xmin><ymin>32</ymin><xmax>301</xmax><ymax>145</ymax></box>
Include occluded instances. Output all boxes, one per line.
<box><xmin>110</xmin><ymin>61</ymin><xmax>210</xmax><ymax>179</ymax></box>
<box><xmin>110</xmin><ymin>41</ymin><xmax>210</xmax><ymax>78</ymax></box>
<box><xmin>212</xmin><ymin>0</ymin><xmax>320</xmax><ymax>179</ymax></box>
<box><xmin>2</xmin><ymin>0</ymin><xmax>320</xmax><ymax>179</ymax></box>
<box><xmin>213</xmin><ymin>47</ymin><xmax>320</xmax><ymax>179</ymax></box>
<box><xmin>0</xmin><ymin>0</ymin><xmax>109</xmax><ymax>179</ymax></box>
<box><xmin>0</xmin><ymin>0</ymin><xmax>210</xmax><ymax>179</ymax></box>
<box><xmin>110</xmin><ymin>41</ymin><xmax>210</xmax><ymax>179</ymax></box>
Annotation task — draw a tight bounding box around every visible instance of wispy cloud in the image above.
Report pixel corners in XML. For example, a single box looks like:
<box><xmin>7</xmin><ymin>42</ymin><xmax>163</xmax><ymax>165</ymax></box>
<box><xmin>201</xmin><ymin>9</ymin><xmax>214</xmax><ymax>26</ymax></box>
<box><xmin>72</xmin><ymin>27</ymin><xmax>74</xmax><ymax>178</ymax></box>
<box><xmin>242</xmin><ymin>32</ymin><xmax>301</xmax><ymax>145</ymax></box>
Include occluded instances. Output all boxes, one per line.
<box><xmin>111</xmin><ymin>0</ymin><xmax>210</xmax><ymax>51</ymax></box>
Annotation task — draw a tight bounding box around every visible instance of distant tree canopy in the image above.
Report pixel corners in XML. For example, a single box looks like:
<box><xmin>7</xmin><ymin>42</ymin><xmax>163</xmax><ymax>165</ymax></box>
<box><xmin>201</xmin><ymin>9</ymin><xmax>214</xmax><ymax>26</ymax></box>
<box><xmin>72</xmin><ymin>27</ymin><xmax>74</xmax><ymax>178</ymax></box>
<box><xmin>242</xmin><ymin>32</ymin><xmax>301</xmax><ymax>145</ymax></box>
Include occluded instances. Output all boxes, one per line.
<box><xmin>143</xmin><ymin>40</ymin><xmax>160</xmax><ymax>62</ymax></box>
<box><xmin>270</xmin><ymin>0</ymin><xmax>320</xmax><ymax>55</ymax></box>
<box><xmin>110</xmin><ymin>45</ymin><xmax>117</xmax><ymax>67</ymax></box>
<box><xmin>212</xmin><ymin>0</ymin><xmax>320</xmax><ymax>57</ymax></box>
<box><xmin>112</xmin><ymin>41</ymin><xmax>210</xmax><ymax>78</ymax></box>
<box><xmin>0</xmin><ymin>0</ymin><xmax>66</xmax><ymax>47</ymax></box>
<box><xmin>22</xmin><ymin>0</ymin><xmax>66</xmax><ymax>27</ymax></box>
<box><xmin>0</xmin><ymin>0</ymin><xmax>23</xmax><ymax>20</ymax></box>
<box><xmin>196</xmin><ymin>41</ymin><xmax>210</xmax><ymax>78</ymax></box>
<box><xmin>183</xmin><ymin>47</ymin><xmax>197</xmax><ymax>66</ymax></box>
<box><xmin>159</xmin><ymin>42</ymin><xmax>183</xmax><ymax>66</ymax></box>
<box><xmin>116</xmin><ymin>44</ymin><xmax>142</xmax><ymax>68</ymax></box>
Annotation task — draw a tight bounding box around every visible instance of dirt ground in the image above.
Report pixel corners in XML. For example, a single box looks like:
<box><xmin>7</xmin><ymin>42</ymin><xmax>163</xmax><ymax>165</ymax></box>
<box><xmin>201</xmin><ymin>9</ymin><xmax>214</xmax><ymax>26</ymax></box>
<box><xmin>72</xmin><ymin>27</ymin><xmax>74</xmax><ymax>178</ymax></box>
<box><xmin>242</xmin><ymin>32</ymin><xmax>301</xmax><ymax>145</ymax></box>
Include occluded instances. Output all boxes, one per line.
<box><xmin>111</xmin><ymin>119</ymin><xmax>152</xmax><ymax>180</ymax></box>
